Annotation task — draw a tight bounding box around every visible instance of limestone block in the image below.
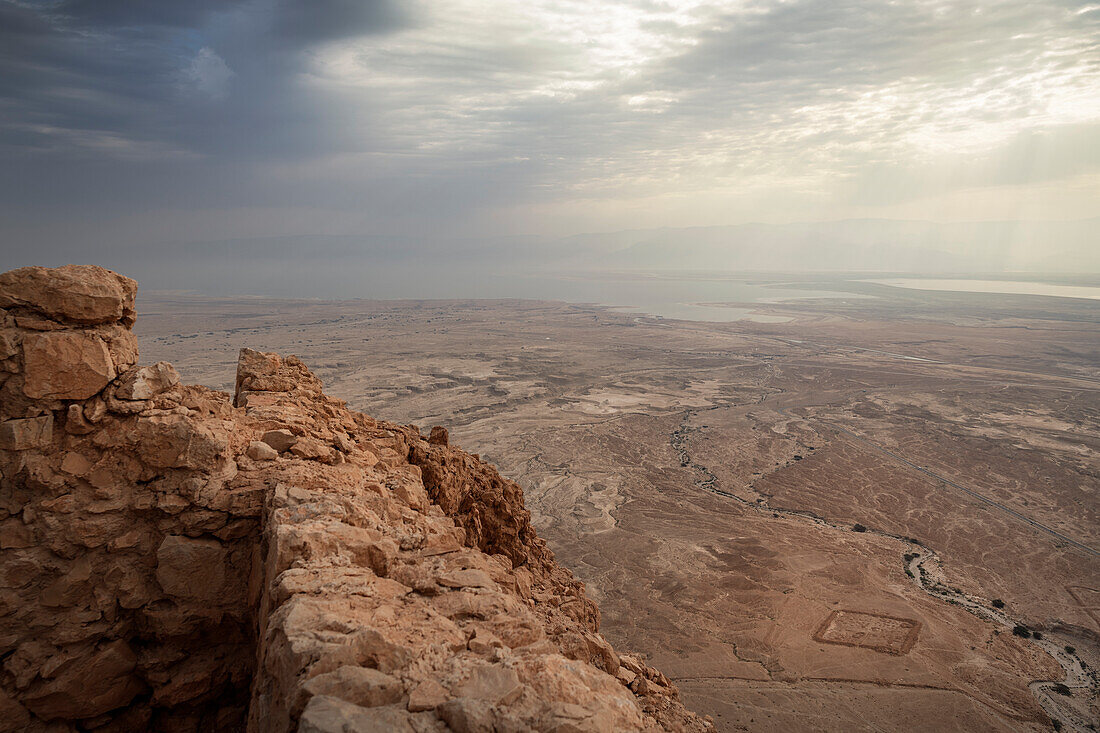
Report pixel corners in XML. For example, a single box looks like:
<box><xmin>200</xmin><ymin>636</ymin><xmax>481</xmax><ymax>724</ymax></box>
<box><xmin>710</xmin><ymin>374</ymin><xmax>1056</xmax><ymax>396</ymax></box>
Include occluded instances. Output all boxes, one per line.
<box><xmin>261</xmin><ymin>428</ymin><xmax>298</xmax><ymax>452</ymax></box>
<box><xmin>0</xmin><ymin>265</ymin><xmax>137</xmax><ymax>325</ymax></box>
<box><xmin>0</xmin><ymin>414</ymin><xmax>53</xmax><ymax>450</ymax></box>
<box><xmin>115</xmin><ymin>361</ymin><xmax>179</xmax><ymax>400</ymax></box>
<box><xmin>301</xmin><ymin>666</ymin><xmax>404</xmax><ymax>708</ymax></box>
<box><xmin>22</xmin><ymin>332</ymin><xmax>114</xmax><ymax>399</ymax></box>
<box><xmin>298</xmin><ymin>696</ymin><xmax>416</xmax><ymax>733</ymax></box>
<box><xmin>247</xmin><ymin>441</ymin><xmax>278</xmax><ymax>461</ymax></box>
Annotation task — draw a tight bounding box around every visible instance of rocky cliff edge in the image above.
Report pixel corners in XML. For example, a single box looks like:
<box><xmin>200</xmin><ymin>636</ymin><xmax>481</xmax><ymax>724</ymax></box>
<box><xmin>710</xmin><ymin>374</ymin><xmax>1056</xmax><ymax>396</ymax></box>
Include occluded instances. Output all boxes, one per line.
<box><xmin>0</xmin><ymin>265</ymin><xmax>710</xmax><ymax>732</ymax></box>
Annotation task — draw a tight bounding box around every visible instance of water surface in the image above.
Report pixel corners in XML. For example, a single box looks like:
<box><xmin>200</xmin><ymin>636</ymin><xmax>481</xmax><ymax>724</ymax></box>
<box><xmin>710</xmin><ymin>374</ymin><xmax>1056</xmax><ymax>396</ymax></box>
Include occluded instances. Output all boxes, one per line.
<box><xmin>865</xmin><ymin>278</ymin><xmax>1100</xmax><ymax>301</ymax></box>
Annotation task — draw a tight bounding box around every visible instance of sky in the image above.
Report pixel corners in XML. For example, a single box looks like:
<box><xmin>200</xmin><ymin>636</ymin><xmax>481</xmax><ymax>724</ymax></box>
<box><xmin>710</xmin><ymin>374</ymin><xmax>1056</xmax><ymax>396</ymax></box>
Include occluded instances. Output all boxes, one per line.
<box><xmin>0</xmin><ymin>0</ymin><xmax>1098</xmax><ymax>277</ymax></box>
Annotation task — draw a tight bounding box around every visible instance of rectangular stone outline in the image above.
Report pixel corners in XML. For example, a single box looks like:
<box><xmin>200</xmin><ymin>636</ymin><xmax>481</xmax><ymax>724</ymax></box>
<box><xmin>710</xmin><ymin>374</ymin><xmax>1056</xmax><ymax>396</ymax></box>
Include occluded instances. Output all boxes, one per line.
<box><xmin>812</xmin><ymin>610</ymin><xmax>921</xmax><ymax>656</ymax></box>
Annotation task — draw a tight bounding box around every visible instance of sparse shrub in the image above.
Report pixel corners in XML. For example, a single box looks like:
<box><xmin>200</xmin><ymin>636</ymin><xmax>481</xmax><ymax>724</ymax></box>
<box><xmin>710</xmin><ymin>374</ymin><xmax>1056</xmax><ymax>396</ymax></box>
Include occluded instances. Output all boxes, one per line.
<box><xmin>1052</xmin><ymin>719</ymin><xmax>1062</xmax><ymax>731</ymax></box>
<box><xmin>1012</xmin><ymin>625</ymin><xmax>1031</xmax><ymax>638</ymax></box>
<box><xmin>1065</xmin><ymin>645</ymin><xmax>1076</xmax><ymax>655</ymax></box>
<box><xmin>991</xmin><ymin>599</ymin><xmax>1005</xmax><ymax>609</ymax></box>
<box><xmin>1033</xmin><ymin>631</ymin><xmax>1043</xmax><ymax>640</ymax></box>
<box><xmin>852</xmin><ymin>523</ymin><xmax>867</xmax><ymax>532</ymax></box>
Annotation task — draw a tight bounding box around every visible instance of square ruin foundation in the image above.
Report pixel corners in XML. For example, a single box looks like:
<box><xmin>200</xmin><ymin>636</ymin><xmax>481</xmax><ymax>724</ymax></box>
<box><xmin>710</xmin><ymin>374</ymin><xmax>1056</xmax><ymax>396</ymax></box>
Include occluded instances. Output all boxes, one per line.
<box><xmin>813</xmin><ymin>610</ymin><xmax>921</xmax><ymax>655</ymax></box>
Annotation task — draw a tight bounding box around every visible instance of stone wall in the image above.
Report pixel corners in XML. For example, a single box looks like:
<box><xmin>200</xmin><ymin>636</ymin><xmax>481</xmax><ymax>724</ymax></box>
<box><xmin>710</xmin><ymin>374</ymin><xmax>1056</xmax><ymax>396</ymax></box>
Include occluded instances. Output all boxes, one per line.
<box><xmin>1</xmin><ymin>266</ymin><xmax>261</xmax><ymax>730</ymax></box>
<box><xmin>0</xmin><ymin>266</ymin><xmax>710</xmax><ymax>732</ymax></box>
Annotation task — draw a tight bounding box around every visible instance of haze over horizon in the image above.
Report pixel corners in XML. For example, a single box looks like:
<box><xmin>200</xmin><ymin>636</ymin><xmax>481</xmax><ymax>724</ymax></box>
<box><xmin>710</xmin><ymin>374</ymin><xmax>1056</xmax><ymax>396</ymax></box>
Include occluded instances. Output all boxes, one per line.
<box><xmin>1</xmin><ymin>0</ymin><xmax>1098</xmax><ymax>282</ymax></box>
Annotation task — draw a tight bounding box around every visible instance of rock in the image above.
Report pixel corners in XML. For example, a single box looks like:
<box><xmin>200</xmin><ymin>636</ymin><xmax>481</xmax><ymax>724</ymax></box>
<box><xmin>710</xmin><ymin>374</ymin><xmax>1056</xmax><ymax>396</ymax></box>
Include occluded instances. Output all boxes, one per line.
<box><xmin>23</xmin><ymin>640</ymin><xmax>144</xmax><ymax>720</ymax></box>
<box><xmin>60</xmin><ymin>451</ymin><xmax>92</xmax><ymax>475</ymax></box>
<box><xmin>132</xmin><ymin>413</ymin><xmax>228</xmax><ymax>469</ymax></box>
<box><xmin>436</xmin><ymin>697</ymin><xmax>496</xmax><ymax>733</ymax></box>
<box><xmin>64</xmin><ymin>403</ymin><xmax>95</xmax><ymax>434</ymax></box>
<box><xmin>0</xmin><ymin>265</ymin><xmax>136</xmax><ymax>325</ymax></box>
<box><xmin>333</xmin><ymin>432</ymin><xmax>355</xmax><ymax>453</ymax></box>
<box><xmin>437</xmin><ymin>568</ymin><xmax>495</xmax><ymax>589</ymax></box>
<box><xmin>453</xmin><ymin>663</ymin><xmax>523</xmax><ymax>705</ymax></box>
<box><xmin>302</xmin><ymin>666</ymin><xmax>404</xmax><ymax>708</ymax></box>
<box><xmin>247</xmin><ymin>440</ymin><xmax>279</xmax><ymax>461</ymax></box>
<box><xmin>155</xmin><ymin>535</ymin><xmax>227</xmax><ymax>601</ymax></box>
<box><xmin>0</xmin><ymin>414</ymin><xmax>53</xmax><ymax>450</ymax></box>
<box><xmin>428</xmin><ymin>425</ymin><xmax>449</xmax><ymax>446</ymax></box>
<box><xmin>468</xmin><ymin>627</ymin><xmax>504</xmax><ymax>656</ymax></box>
<box><xmin>114</xmin><ymin>362</ymin><xmax>180</xmax><ymax>400</ymax></box>
<box><xmin>22</xmin><ymin>331</ymin><xmax>115</xmax><ymax>399</ymax></box>
<box><xmin>290</xmin><ymin>437</ymin><xmax>335</xmax><ymax>462</ymax></box>
<box><xmin>298</xmin><ymin>696</ymin><xmax>416</xmax><ymax>733</ymax></box>
<box><xmin>261</xmin><ymin>428</ymin><xmax>298</xmax><ymax>452</ymax></box>
<box><xmin>391</xmin><ymin>477</ymin><xmax>429</xmax><ymax>511</ymax></box>
<box><xmin>407</xmin><ymin>679</ymin><xmax>449</xmax><ymax>712</ymax></box>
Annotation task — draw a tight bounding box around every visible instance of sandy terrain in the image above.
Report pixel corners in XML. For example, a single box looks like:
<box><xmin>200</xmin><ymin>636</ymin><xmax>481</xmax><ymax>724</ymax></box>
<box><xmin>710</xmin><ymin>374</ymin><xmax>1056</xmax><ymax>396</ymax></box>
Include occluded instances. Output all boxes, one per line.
<box><xmin>136</xmin><ymin>282</ymin><xmax>1099</xmax><ymax>731</ymax></box>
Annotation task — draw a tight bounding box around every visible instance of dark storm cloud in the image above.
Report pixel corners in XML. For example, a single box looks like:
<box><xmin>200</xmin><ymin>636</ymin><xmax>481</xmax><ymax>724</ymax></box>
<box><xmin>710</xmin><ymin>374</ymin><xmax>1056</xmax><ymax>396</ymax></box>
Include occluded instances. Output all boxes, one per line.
<box><xmin>55</xmin><ymin>0</ymin><xmax>239</xmax><ymax>28</ymax></box>
<box><xmin>270</xmin><ymin>0</ymin><xmax>407</xmax><ymax>45</ymax></box>
<box><xmin>0</xmin><ymin>0</ymin><xmax>409</xmax><ymax>159</ymax></box>
<box><xmin>0</xmin><ymin>0</ymin><xmax>418</xmax><ymax>227</ymax></box>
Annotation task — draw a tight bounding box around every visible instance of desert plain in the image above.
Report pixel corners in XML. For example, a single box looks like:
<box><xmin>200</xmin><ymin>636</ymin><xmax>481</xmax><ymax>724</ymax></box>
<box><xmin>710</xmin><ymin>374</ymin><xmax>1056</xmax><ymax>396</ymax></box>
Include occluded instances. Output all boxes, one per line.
<box><xmin>136</xmin><ymin>275</ymin><xmax>1099</xmax><ymax>732</ymax></box>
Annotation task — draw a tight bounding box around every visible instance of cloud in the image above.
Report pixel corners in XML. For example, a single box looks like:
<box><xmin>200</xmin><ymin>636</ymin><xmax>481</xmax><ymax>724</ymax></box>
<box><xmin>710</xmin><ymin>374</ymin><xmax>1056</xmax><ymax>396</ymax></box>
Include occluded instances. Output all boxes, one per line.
<box><xmin>182</xmin><ymin>47</ymin><xmax>234</xmax><ymax>98</ymax></box>
<box><xmin>0</xmin><ymin>0</ymin><xmax>1097</xmax><ymax>260</ymax></box>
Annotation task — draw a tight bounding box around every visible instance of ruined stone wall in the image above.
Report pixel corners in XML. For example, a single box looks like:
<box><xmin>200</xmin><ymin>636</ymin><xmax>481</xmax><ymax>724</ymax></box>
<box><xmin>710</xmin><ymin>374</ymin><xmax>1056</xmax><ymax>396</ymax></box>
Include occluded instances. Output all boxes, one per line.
<box><xmin>0</xmin><ymin>266</ymin><xmax>710</xmax><ymax>732</ymax></box>
<box><xmin>1</xmin><ymin>266</ymin><xmax>261</xmax><ymax>730</ymax></box>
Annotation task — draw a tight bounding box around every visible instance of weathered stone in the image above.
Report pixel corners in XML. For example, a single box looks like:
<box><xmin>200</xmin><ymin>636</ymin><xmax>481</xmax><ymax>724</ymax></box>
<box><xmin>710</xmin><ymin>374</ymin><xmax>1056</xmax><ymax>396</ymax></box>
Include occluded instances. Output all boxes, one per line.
<box><xmin>302</xmin><ymin>666</ymin><xmax>404</xmax><ymax>708</ymax></box>
<box><xmin>60</xmin><ymin>451</ymin><xmax>92</xmax><ymax>475</ymax></box>
<box><xmin>0</xmin><ymin>265</ymin><xmax>136</xmax><ymax>325</ymax></box>
<box><xmin>437</xmin><ymin>568</ymin><xmax>495</xmax><ymax>589</ymax></box>
<box><xmin>333</xmin><ymin>432</ymin><xmax>355</xmax><ymax>453</ymax></box>
<box><xmin>22</xmin><ymin>331</ymin><xmax>115</xmax><ymax>399</ymax></box>
<box><xmin>454</xmin><ymin>663</ymin><xmax>523</xmax><ymax>705</ymax></box>
<box><xmin>0</xmin><ymin>328</ymin><xmax>19</xmax><ymax>360</ymax></box>
<box><xmin>133</xmin><ymin>413</ymin><xmax>228</xmax><ymax>468</ymax></box>
<box><xmin>391</xmin><ymin>478</ymin><xmax>429</xmax><ymax>511</ymax></box>
<box><xmin>155</xmin><ymin>535</ymin><xmax>227</xmax><ymax>601</ymax></box>
<box><xmin>261</xmin><ymin>428</ymin><xmax>298</xmax><ymax>452</ymax></box>
<box><xmin>437</xmin><ymin>697</ymin><xmax>496</xmax><ymax>733</ymax></box>
<box><xmin>407</xmin><ymin>679</ymin><xmax>449</xmax><ymax>712</ymax></box>
<box><xmin>298</xmin><ymin>696</ymin><xmax>416</xmax><ymax>733</ymax></box>
<box><xmin>428</xmin><ymin>425</ymin><xmax>449</xmax><ymax>446</ymax></box>
<box><xmin>290</xmin><ymin>437</ymin><xmax>335</xmax><ymax>462</ymax></box>
<box><xmin>102</xmin><ymin>325</ymin><xmax>139</xmax><ymax>373</ymax></box>
<box><xmin>23</xmin><ymin>640</ymin><xmax>143</xmax><ymax>720</ymax></box>
<box><xmin>40</xmin><ymin>557</ymin><xmax>94</xmax><ymax>607</ymax></box>
<box><xmin>0</xmin><ymin>414</ymin><xmax>53</xmax><ymax>450</ymax></box>
<box><xmin>64</xmin><ymin>403</ymin><xmax>95</xmax><ymax>434</ymax></box>
<box><xmin>247</xmin><ymin>440</ymin><xmax>278</xmax><ymax>461</ymax></box>
<box><xmin>0</xmin><ymin>519</ymin><xmax>34</xmax><ymax>549</ymax></box>
<box><xmin>114</xmin><ymin>361</ymin><xmax>179</xmax><ymax>400</ymax></box>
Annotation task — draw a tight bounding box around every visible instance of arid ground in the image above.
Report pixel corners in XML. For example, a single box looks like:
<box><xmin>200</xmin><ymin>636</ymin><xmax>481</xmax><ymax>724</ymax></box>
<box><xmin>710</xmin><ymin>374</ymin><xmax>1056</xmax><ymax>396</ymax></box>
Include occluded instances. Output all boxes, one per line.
<box><xmin>137</xmin><ymin>277</ymin><xmax>1099</xmax><ymax>732</ymax></box>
